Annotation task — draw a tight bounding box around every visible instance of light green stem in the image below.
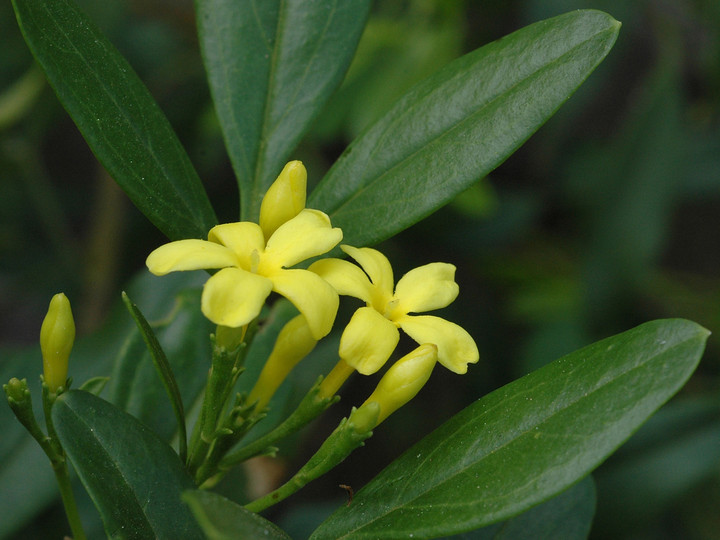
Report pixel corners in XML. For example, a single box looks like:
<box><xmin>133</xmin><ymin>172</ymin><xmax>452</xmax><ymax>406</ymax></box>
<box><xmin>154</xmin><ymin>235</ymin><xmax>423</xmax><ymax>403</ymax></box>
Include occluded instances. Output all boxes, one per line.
<box><xmin>53</xmin><ymin>459</ymin><xmax>86</xmax><ymax>540</ymax></box>
<box><xmin>245</xmin><ymin>405</ymin><xmax>378</xmax><ymax>513</ymax></box>
<box><xmin>209</xmin><ymin>378</ymin><xmax>338</xmax><ymax>483</ymax></box>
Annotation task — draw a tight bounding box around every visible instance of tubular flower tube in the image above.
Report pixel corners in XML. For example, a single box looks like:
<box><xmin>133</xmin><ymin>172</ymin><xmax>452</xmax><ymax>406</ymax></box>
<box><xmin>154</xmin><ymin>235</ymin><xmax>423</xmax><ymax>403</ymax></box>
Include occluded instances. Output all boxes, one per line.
<box><xmin>146</xmin><ymin>162</ymin><xmax>342</xmax><ymax>340</ymax></box>
<box><xmin>354</xmin><ymin>344</ymin><xmax>438</xmax><ymax>427</ymax></box>
<box><xmin>310</xmin><ymin>246</ymin><xmax>479</xmax><ymax>374</ymax></box>
<box><xmin>247</xmin><ymin>315</ymin><xmax>317</xmax><ymax>411</ymax></box>
<box><xmin>40</xmin><ymin>293</ymin><xmax>75</xmax><ymax>392</ymax></box>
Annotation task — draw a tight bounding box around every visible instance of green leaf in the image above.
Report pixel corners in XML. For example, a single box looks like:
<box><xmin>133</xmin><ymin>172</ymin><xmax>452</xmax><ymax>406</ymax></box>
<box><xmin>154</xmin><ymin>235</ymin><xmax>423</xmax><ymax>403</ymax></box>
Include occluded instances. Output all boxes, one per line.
<box><xmin>105</xmin><ymin>284</ymin><xmax>212</xmax><ymax>444</ymax></box>
<box><xmin>77</xmin><ymin>376</ymin><xmax>110</xmax><ymax>395</ymax></box>
<box><xmin>196</xmin><ymin>0</ymin><xmax>371</xmax><ymax>221</ymax></box>
<box><xmin>309</xmin><ymin>9</ymin><xmax>620</xmax><ymax>248</ymax></box>
<box><xmin>183</xmin><ymin>490</ymin><xmax>291</xmax><ymax>540</ymax></box>
<box><xmin>310</xmin><ymin>319</ymin><xmax>708</xmax><ymax>539</ymax></box>
<box><xmin>0</xmin><ymin>271</ymin><xmax>207</xmax><ymax>537</ymax></box>
<box><xmin>52</xmin><ymin>390</ymin><xmax>203</xmax><ymax>539</ymax></box>
<box><xmin>11</xmin><ymin>0</ymin><xmax>217</xmax><ymax>240</ymax></box>
<box><xmin>122</xmin><ymin>291</ymin><xmax>187</xmax><ymax>462</ymax></box>
<box><xmin>451</xmin><ymin>476</ymin><xmax>595</xmax><ymax>539</ymax></box>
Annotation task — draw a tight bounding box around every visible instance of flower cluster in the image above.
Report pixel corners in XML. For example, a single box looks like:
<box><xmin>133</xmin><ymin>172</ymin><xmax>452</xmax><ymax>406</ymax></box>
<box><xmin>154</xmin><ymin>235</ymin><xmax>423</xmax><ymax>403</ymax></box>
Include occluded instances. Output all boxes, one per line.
<box><xmin>146</xmin><ymin>161</ymin><xmax>479</xmax><ymax>424</ymax></box>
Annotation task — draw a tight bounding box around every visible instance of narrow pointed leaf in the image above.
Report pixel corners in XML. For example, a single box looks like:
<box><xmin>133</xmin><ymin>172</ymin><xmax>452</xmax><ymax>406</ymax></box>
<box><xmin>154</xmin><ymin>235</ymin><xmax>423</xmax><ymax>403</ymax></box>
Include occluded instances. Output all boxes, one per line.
<box><xmin>196</xmin><ymin>0</ymin><xmax>371</xmax><ymax>221</ymax></box>
<box><xmin>11</xmin><ymin>0</ymin><xmax>217</xmax><ymax>240</ymax></box>
<box><xmin>311</xmin><ymin>319</ymin><xmax>708</xmax><ymax>539</ymax></box>
<box><xmin>184</xmin><ymin>490</ymin><xmax>292</xmax><ymax>540</ymax></box>
<box><xmin>309</xmin><ymin>10</ymin><xmax>620</xmax><ymax>247</ymax></box>
<box><xmin>52</xmin><ymin>390</ymin><xmax>203</xmax><ymax>539</ymax></box>
<box><xmin>122</xmin><ymin>291</ymin><xmax>187</xmax><ymax>462</ymax></box>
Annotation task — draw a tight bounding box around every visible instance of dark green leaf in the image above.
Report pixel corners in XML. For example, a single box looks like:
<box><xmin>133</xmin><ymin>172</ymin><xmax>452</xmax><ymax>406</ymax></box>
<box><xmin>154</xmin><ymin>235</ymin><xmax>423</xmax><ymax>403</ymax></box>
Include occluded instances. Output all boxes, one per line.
<box><xmin>52</xmin><ymin>390</ymin><xmax>203</xmax><ymax>539</ymax></box>
<box><xmin>122</xmin><ymin>291</ymin><xmax>187</xmax><ymax>462</ymax></box>
<box><xmin>452</xmin><ymin>476</ymin><xmax>595</xmax><ymax>539</ymax></box>
<box><xmin>77</xmin><ymin>376</ymin><xmax>110</xmax><ymax>395</ymax></box>
<box><xmin>106</xmin><ymin>284</ymin><xmax>212</xmax><ymax>444</ymax></box>
<box><xmin>310</xmin><ymin>319</ymin><xmax>708</xmax><ymax>539</ymax></box>
<box><xmin>11</xmin><ymin>0</ymin><xmax>217</xmax><ymax>240</ymax></box>
<box><xmin>309</xmin><ymin>10</ymin><xmax>620</xmax><ymax>248</ymax></box>
<box><xmin>196</xmin><ymin>0</ymin><xmax>371</xmax><ymax>221</ymax></box>
<box><xmin>183</xmin><ymin>490</ymin><xmax>291</xmax><ymax>540</ymax></box>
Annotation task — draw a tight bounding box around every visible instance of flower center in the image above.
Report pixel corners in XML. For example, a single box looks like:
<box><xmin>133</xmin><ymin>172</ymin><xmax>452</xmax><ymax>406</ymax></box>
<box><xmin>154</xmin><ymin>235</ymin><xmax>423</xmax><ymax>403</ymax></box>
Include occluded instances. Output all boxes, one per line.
<box><xmin>383</xmin><ymin>297</ymin><xmax>406</xmax><ymax>326</ymax></box>
<box><xmin>250</xmin><ymin>249</ymin><xmax>260</xmax><ymax>274</ymax></box>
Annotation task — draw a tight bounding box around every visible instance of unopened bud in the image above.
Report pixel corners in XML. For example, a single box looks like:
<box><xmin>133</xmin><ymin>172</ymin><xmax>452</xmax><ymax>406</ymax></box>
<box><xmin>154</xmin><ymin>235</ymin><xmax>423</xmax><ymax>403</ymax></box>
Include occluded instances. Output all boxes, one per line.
<box><xmin>40</xmin><ymin>293</ymin><xmax>75</xmax><ymax>392</ymax></box>
<box><xmin>259</xmin><ymin>161</ymin><xmax>307</xmax><ymax>240</ymax></box>
<box><xmin>4</xmin><ymin>377</ymin><xmax>30</xmax><ymax>405</ymax></box>
<box><xmin>360</xmin><ymin>344</ymin><xmax>437</xmax><ymax>426</ymax></box>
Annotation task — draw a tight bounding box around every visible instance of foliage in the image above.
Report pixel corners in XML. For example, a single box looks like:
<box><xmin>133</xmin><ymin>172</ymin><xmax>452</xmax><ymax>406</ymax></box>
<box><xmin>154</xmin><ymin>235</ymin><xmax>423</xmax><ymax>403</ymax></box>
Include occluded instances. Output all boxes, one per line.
<box><xmin>1</xmin><ymin>0</ymin><xmax>718</xmax><ymax>539</ymax></box>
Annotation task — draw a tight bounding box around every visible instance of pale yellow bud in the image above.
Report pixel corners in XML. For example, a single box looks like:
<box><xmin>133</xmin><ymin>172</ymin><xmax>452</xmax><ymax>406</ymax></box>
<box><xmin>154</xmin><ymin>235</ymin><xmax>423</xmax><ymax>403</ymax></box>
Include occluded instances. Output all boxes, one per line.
<box><xmin>247</xmin><ymin>315</ymin><xmax>317</xmax><ymax>411</ymax></box>
<box><xmin>361</xmin><ymin>344</ymin><xmax>437</xmax><ymax>426</ymax></box>
<box><xmin>259</xmin><ymin>161</ymin><xmax>307</xmax><ymax>240</ymax></box>
<box><xmin>40</xmin><ymin>293</ymin><xmax>75</xmax><ymax>392</ymax></box>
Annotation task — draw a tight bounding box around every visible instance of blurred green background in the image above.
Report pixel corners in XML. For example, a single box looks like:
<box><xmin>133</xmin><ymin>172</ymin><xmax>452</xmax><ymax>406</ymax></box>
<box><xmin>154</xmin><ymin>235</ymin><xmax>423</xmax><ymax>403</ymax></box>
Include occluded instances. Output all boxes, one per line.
<box><xmin>1</xmin><ymin>0</ymin><xmax>719</xmax><ymax>538</ymax></box>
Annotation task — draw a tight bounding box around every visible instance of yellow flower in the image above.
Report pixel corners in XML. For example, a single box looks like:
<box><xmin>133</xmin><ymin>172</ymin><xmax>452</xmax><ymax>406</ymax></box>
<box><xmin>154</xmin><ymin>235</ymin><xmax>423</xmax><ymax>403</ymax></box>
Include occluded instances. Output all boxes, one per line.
<box><xmin>146</xmin><ymin>162</ymin><xmax>342</xmax><ymax>339</ymax></box>
<box><xmin>40</xmin><ymin>293</ymin><xmax>75</xmax><ymax>392</ymax></box>
<box><xmin>310</xmin><ymin>246</ymin><xmax>478</xmax><ymax>374</ymax></box>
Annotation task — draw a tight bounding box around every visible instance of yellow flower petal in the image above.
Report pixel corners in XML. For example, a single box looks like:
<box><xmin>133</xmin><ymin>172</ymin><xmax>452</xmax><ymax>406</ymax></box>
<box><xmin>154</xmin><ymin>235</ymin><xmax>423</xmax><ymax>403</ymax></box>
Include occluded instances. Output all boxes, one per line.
<box><xmin>308</xmin><ymin>258</ymin><xmax>373</xmax><ymax>303</ymax></box>
<box><xmin>341</xmin><ymin>245</ymin><xmax>394</xmax><ymax>298</ymax></box>
<box><xmin>259</xmin><ymin>161</ymin><xmax>307</xmax><ymax>240</ymax></box>
<box><xmin>201</xmin><ymin>267</ymin><xmax>273</xmax><ymax>327</ymax></box>
<box><xmin>208</xmin><ymin>222</ymin><xmax>265</xmax><ymax>271</ymax></box>
<box><xmin>146</xmin><ymin>239</ymin><xmax>239</xmax><ymax>275</ymax></box>
<box><xmin>398</xmin><ymin>315</ymin><xmax>479</xmax><ymax>374</ymax></box>
<box><xmin>339</xmin><ymin>306</ymin><xmax>399</xmax><ymax>375</ymax></box>
<box><xmin>394</xmin><ymin>263</ymin><xmax>459</xmax><ymax>314</ymax></box>
<box><xmin>362</xmin><ymin>343</ymin><xmax>437</xmax><ymax>425</ymax></box>
<box><xmin>269</xmin><ymin>269</ymin><xmax>339</xmax><ymax>339</ymax></box>
<box><xmin>262</xmin><ymin>209</ymin><xmax>342</xmax><ymax>270</ymax></box>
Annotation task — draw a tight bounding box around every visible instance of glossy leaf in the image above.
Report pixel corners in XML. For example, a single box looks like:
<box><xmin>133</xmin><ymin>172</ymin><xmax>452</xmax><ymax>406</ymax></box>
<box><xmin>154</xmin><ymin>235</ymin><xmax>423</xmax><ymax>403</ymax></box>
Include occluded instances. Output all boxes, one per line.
<box><xmin>184</xmin><ymin>490</ymin><xmax>291</xmax><ymax>540</ymax></box>
<box><xmin>311</xmin><ymin>319</ymin><xmax>708</xmax><ymax>539</ymax></box>
<box><xmin>106</xmin><ymin>284</ymin><xmax>212</xmax><ymax>444</ymax></box>
<box><xmin>122</xmin><ymin>291</ymin><xmax>187</xmax><ymax>462</ymax></box>
<box><xmin>52</xmin><ymin>390</ymin><xmax>203</xmax><ymax>539</ymax></box>
<box><xmin>453</xmin><ymin>476</ymin><xmax>595</xmax><ymax>539</ymax></box>
<box><xmin>196</xmin><ymin>0</ymin><xmax>371</xmax><ymax>221</ymax></box>
<box><xmin>309</xmin><ymin>10</ymin><xmax>620</xmax><ymax>248</ymax></box>
<box><xmin>11</xmin><ymin>0</ymin><xmax>217</xmax><ymax>240</ymax></box>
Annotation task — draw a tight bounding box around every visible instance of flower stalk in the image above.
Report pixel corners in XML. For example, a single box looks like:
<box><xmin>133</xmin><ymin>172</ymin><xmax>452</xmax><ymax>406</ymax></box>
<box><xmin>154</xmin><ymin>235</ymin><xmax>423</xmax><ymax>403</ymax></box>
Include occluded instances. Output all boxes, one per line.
<box><xmin>245</xmin><ymin>402</ymin><xmax>380</xmax><ymax>513</ymax></box>
<box><xmin>187</xmin><ymin>321</ymin><xmax>258</xmax><ymax>476</ymax></box>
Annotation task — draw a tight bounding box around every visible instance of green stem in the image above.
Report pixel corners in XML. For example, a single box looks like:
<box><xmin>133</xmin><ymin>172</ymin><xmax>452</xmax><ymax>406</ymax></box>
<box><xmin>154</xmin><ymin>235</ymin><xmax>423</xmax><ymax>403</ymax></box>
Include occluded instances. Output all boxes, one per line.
<box><xmin>245</xmin><ymin>404</ymin><xmax>379</xmax><ymax>513</ymax></box>
<box><xmin>42</xmin><ymin>385</ymin><xmax>87</xmax><ymax>540</ymax></box>
<box><xmin>187</xmin><ymin>323</ymin><xmax>257</xmax><ymax>476</ymax></box>
<box><xmin>5</xmin><ymin>379</ymin><xmax>87</xmax><ymax>538</ymax></box>
<box><xmin>206</xmin><ymin>377</ymin><xmax>338</xmax><ymax>485</ymax></box>
<box><xmin>52</xmin><ymin>458</ymin><xmax>86</xmax><ymax>540</ymax></box>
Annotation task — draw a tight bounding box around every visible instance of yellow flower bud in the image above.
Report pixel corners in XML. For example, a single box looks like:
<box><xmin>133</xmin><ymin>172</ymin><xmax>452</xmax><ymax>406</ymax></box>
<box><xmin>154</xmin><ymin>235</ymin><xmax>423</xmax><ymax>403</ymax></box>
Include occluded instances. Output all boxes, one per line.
<box><xmin>247</xmin><ymin>315</ymin><xmax>317</xmax><ymax>411</ymax></box>
<box><xmin>259</xmin><ymin>161</ymin><xmax>307</xmax><ymax>240</ymax></box>
<box><xmin>40</xmin><ymin>293</ymin><xmax>75</xmax><ymax>392</ymax></box>
<box><xmin>361</xmin><ymin>344</ymin><xmax>437</xmax><ymax>426</ymax></box>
